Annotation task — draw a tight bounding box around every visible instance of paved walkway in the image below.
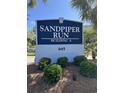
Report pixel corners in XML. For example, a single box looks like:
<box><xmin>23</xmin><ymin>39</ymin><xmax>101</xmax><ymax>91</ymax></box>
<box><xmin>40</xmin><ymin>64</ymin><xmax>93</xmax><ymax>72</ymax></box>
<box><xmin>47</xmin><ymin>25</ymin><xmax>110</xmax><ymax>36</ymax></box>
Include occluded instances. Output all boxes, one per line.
<box><xmin>27</xmin><ymin>56</ymin><xmax>35</xmax><ymax>65</ymax></box>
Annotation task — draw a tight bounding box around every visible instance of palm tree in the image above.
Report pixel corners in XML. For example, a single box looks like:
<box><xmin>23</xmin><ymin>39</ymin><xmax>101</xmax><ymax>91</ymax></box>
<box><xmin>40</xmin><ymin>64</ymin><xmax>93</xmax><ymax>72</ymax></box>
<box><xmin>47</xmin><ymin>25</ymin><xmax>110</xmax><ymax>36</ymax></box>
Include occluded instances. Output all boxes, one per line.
<box><xmin>71</xmin><ymin>0</ymin><xmax>97</xmax><ymax>28</ymax></box>
<box><xmin>71</xmin><ymin>0</ymin><xmax>97</xmax><ymax>59</ymax></box>
<box><xmin>28</xmin><ymin>0</ymin><xmax>48</xmax><ymax>8</ymax></box>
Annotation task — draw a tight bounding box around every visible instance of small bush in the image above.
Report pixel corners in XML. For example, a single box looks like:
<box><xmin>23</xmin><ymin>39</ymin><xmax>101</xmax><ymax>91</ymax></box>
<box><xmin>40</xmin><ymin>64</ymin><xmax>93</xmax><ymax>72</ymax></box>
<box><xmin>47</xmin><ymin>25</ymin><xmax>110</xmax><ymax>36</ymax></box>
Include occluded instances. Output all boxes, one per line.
<box><xmin>57</xmin><ymin>57</ymin><xmax>68</xmax><ymax>67</ymax></box>
<box><xmin>38</xmin><ymin>57</ymin><xmax>51</xmax><ymax>70</ymax></box>
<box><xmin>80</xmin><ymin>61</ymin><xmax>97</xmax><ymax>78</ymax></box>
<box><xmin>73</xmin><ymin>55</ymin><xmax>87</xmax><ymax>66</ymax></box>
<box><xmin>43</xmin><ymin>64</ymin><xmax>62</xmax><ymax>83</ymax></box>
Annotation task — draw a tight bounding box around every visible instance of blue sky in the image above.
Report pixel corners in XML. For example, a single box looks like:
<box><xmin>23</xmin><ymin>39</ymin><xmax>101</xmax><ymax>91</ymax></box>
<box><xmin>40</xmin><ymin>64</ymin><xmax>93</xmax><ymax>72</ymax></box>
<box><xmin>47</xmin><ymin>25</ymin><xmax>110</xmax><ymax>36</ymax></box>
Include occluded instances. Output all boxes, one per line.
<box><xmin>27</xmin><ymin>0</ymin><xmax>90</xmax><ymax>30</ymax></box>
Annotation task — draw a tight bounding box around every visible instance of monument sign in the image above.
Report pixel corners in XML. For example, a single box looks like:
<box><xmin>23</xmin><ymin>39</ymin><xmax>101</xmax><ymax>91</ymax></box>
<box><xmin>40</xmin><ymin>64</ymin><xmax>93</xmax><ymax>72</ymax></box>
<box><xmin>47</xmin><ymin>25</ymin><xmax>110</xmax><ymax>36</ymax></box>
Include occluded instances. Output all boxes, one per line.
<box><xmin>35</xmin><ymin>18</ymin><xmax>84</xmax><ymax>64</ymax></box>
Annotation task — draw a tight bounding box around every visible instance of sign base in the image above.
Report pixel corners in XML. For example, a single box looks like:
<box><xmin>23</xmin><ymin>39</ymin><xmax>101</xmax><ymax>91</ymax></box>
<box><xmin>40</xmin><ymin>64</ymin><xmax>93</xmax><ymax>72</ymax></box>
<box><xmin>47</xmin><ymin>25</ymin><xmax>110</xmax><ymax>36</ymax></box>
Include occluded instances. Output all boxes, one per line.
<box><xmin>35</xmin><ymin>44</ymin><xmax>84</xmax><ymax>65</ymax></box>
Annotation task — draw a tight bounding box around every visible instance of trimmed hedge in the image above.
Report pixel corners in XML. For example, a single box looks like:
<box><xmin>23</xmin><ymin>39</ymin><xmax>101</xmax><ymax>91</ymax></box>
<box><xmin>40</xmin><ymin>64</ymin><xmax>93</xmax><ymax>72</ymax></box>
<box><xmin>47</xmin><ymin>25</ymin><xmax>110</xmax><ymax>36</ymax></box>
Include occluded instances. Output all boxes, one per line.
<box><xmin>38</xmin><ymin>57</ymin><xmax>51</xmax><ymax>70</ymax></box>
<box><xmin>57</xmin><ymin>57</ymin><xmax>68</xmax><ymax>68</ymax></box>
<box><xmin>80</xmin><ymin>61</ymin><xmax>97</xmax><ymax>78</ymax></box>
<box><xmin>73</xmin><ymin>55</ymin><xmax>87</xmax><ymax>66</ymax></box>
<box><xmin>43</xmin><ymin>64</ymin><xmax>62</xmax><ymax>83</ymax></box>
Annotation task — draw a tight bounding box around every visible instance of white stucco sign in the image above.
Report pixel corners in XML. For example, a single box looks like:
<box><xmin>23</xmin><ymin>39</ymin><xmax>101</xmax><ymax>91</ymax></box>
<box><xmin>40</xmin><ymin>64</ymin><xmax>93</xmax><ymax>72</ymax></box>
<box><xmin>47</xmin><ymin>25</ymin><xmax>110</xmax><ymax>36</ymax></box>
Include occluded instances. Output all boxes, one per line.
<box><xmin>35</xmin><ymin>18</ymin><xmax>84</xmax><ymax>64</ymax></box>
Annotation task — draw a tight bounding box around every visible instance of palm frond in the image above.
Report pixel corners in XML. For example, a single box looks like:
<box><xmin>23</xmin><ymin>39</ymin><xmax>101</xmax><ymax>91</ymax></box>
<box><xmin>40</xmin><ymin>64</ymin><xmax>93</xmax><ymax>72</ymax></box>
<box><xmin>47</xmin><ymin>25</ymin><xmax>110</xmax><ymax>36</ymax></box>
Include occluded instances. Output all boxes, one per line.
<box><xmin>28</xmin><ymin>0</ymin><xmax>37</xmax><ymax>8</ymax></box>
<box><xmin>28</xmin><ymin>0</ymin><xmax>48</xmax><ymax>8</ymax></box>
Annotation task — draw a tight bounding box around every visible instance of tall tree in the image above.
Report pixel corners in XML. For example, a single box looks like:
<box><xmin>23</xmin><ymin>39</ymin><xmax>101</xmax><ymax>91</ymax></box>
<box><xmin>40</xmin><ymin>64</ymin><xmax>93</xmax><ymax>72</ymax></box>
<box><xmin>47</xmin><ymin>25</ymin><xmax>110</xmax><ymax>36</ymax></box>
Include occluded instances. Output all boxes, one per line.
<box><xmin>71</xmin><ymin>0</ymin><xmax>97</xmax><ymax>29</ymax></box>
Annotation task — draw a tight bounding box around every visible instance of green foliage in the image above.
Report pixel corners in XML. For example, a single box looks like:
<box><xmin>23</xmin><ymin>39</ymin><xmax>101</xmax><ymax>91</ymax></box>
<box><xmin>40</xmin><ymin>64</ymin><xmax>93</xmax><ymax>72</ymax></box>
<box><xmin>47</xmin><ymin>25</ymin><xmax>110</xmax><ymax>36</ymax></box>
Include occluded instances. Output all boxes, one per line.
<box><xmin>73</xmin><ymin>55</ymin><xmax>87</xmax><ymax>66</ymax></box>
<box><xmin>84</xmin><ymin>27</ymin><xmax>97</xmax><ymax>58</ymax></box>
<box><xmin>43</xmin><ymin>64</ymin><xmax>62</xmax><ymax>83</ymax></box>
<box><xmin>27</xmin><ymin>30</ymin><xmax>36</xmax><ymax>48</ymax></box>
<box><xmin>80</xmin><ymin>61</ymin><xmax>97</xmax><ymax>78</ymax></box>
<box><xmin>28</xmin><ymin>0</ymin><xmax>37</xmax><ymax>8</ymax></box>
<box><xmin>57</xmin><ymin>57</ymin><xmax>68</xmax><ymax>68</ymax></box>
<box><xmin>27</xmin><ymin>52</ymin><xmax>35</xmax><ymax>56</ymax></box>
<box><xmin>38</xmin><ymin>57</ymin><xmax>51</xmax><ymax>70</ymax></box>
<box><xmin>28</xmin><ymin>0</ymin><xmax>47</xmax><ymax>8</ymax></box>
<box><xmin>71</xmin><ymin>0</ymin><xmax>97</xmax><ymax>28</ymax></box>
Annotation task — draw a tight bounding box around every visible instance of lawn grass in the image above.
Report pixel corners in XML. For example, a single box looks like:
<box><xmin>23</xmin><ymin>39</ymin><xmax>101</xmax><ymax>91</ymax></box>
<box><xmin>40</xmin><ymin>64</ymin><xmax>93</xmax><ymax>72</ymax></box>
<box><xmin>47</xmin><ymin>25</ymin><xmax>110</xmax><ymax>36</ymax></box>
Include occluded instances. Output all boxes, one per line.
<box><xmin>27</xmin><ymin>52</ymin><xmax>35</xmax><ymax>56</ymax></box>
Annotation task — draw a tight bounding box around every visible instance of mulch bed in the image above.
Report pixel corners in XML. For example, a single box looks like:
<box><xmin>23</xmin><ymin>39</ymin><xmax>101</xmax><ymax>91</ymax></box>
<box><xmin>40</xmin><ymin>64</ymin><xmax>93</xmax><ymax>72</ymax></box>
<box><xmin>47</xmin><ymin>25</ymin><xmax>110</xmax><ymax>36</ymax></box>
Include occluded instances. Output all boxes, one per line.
<box><xmin>27</xmin><ymin>63</ymin><xmax>97</xmax><ymax>93</ymax></box>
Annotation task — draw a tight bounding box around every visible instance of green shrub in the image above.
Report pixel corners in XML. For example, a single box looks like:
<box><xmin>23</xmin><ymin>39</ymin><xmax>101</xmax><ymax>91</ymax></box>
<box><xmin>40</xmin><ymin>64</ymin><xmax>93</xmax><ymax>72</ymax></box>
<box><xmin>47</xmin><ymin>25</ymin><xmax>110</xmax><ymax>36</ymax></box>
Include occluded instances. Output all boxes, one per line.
<box><xmin>73</xmin><ymin>55</ymin><xmax>87</xmax><ymax>66</ymax></box>
<box><xmin>43</xmin><ymin>64</ymin><xmax>62</xmax><ymax>83</ymax></box>
<box><xmin>80</xmin><ymin>61</ymin><xmax>97</xmax><ymax>78</ymax></box>
<box><xmin>38</xmin><ymin>57</ymin><xmax>51</xmax><ymax>70</ymax></box>
<box><xmin>57</xmin><ymin>57</ymin><xmax>68</xmax><ymax>67</ymax></box>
